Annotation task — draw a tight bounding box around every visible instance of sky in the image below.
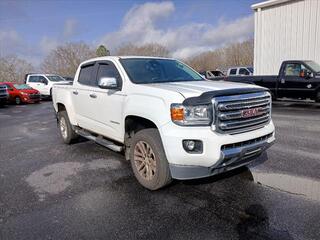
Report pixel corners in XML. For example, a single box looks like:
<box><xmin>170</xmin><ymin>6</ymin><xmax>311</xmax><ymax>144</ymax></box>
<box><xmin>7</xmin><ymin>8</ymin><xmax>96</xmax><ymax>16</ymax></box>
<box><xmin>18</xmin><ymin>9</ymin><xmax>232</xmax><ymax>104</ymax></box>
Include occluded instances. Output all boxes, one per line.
<box><xmin>0</xmin><ymin>0</ymin><xmax>260</xmax><ymax>66</ymax></box>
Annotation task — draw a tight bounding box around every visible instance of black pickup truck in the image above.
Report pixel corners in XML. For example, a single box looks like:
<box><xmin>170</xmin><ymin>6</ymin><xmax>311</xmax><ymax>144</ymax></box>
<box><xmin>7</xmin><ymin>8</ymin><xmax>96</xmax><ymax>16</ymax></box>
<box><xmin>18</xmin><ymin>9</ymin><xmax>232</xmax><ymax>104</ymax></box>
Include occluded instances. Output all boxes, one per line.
<box><xmin>214</xmin><ymin>60</ymin><xmax>320</xmax><ymax>102</ymax></box>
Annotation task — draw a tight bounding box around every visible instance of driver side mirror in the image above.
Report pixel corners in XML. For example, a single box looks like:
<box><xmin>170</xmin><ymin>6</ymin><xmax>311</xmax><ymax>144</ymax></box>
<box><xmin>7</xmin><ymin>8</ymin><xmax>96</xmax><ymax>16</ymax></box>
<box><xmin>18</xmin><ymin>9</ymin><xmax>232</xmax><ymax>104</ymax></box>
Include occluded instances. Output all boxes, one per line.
<box><xmin>300</xmin><ymin>69</ymin><xmax>313</xmax><ymax>79</ymax></box>
<box><xmin>98</xmin><ymin>77</ymin><xmax>118</xmax><ymax>90</ymax></box>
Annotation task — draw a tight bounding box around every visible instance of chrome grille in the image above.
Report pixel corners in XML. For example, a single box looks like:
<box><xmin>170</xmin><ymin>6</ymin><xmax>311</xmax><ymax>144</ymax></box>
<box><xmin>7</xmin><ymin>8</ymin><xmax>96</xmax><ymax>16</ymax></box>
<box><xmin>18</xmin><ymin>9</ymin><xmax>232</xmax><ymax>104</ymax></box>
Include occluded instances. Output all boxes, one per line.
<box><xmin>212</xmin><ymin>91</ymin><xmax>271</xmax><ymax>134</ymax></box>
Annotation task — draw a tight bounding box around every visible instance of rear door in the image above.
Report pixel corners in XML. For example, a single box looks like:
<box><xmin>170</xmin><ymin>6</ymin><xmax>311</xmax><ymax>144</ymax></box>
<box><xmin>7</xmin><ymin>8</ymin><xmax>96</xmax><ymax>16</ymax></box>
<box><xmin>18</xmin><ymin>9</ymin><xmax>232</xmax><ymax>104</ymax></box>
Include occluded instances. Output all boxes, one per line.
<box><xmin>72</xmin><ymin>62</ymin><xmax>98</xmax><ymax>131</ymax></box>
<box><xmin>278</xmin><ymin>62</ymin><xmax>314</xmax><ymax>99</ymax></box>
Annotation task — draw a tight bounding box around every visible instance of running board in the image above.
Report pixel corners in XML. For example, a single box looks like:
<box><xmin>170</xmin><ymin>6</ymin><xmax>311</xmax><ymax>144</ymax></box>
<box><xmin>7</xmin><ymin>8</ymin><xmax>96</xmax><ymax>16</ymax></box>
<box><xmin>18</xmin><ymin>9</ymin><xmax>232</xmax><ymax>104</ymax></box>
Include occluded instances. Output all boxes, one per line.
<box><xmin>75</xmin><ymin>128</ymin><xmax>123</xmax><ymax>152</ymax></box>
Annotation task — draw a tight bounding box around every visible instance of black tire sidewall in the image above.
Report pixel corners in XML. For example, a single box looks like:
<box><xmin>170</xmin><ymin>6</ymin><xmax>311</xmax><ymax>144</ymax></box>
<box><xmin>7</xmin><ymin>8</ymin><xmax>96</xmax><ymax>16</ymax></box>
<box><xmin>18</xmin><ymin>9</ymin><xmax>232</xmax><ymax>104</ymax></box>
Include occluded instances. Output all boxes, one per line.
<box><xmin>129</xmin><ymin>128</ymin><xmax>171</xmax><ymax>190</ymax></box>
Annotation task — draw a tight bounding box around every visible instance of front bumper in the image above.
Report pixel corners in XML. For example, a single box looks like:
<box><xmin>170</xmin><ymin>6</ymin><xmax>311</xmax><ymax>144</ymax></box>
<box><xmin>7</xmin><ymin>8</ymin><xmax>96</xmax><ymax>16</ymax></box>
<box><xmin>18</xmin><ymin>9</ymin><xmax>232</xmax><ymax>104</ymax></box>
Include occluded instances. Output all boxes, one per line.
<box><xmin>169</xmin><ymin>133</ymin><xmax>274</xmax><ymax>180</ymax></box>
<box><xmin>159</xmin><ymin>120</ymin><xmax>275</xmax><ymax>180</ymax></box>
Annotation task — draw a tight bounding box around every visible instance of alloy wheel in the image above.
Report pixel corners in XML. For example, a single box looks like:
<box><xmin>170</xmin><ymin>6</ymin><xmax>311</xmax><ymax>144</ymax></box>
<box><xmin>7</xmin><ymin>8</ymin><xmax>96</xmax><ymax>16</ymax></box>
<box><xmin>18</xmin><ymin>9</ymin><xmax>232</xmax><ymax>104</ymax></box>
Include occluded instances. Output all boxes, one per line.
<box><xmin>133</xmin><ymin>141</ymin><xmax>157</xmax><ymax>181</ymax></box>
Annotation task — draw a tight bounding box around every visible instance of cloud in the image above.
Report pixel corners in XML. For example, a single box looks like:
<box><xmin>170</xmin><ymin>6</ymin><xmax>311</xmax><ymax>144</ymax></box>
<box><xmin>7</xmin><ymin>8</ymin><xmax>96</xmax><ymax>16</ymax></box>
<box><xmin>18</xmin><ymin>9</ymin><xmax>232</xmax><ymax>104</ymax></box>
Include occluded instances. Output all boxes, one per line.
<box><xmin>100</xmin><ymin>1</ymin><xmax>254</xmax><ymax>59</ymax></box>
<box><xmin>0</xmin><ymin>30</ymin><xmax>22</xmax><ymax>56</ymax></box>
<box><xmin>40</xmin><ymin>36</ymin><xmax>59</xmax><ymax>55</ymax></box>
<box><xmin>63</xmin><ymin>19</ymin><xmax>78</xmax><ymax>38</ymax></box>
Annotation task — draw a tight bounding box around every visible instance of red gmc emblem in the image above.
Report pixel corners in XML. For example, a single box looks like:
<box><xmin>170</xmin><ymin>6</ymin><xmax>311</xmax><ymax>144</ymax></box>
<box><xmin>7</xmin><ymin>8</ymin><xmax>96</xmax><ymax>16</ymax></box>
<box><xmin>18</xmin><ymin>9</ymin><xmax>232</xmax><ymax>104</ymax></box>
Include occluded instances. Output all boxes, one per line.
<box><xmin>241</xmin><ymin>108</ymin><xmax>263</xmax><ymax>118</ymax></box>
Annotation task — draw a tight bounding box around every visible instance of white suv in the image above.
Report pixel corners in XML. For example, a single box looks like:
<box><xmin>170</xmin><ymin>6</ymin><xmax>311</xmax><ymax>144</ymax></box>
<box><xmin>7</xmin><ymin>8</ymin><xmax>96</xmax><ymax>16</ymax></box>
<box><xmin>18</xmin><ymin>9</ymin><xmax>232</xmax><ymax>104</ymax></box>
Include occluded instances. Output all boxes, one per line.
<box><xmin>25</xmin><ymin>74</ymin><xmax>69</xmax><ymax>97</ymax></box>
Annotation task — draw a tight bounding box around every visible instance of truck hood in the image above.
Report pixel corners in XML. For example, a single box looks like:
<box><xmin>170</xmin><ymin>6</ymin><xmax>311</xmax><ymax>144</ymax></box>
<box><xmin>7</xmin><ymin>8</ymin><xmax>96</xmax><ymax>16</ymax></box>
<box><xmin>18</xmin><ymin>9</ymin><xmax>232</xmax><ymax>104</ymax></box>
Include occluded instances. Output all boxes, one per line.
<box><xmin>146</xmin><ymin>80</ymin><xmax>262</xmax><ymax>98</ymax></box>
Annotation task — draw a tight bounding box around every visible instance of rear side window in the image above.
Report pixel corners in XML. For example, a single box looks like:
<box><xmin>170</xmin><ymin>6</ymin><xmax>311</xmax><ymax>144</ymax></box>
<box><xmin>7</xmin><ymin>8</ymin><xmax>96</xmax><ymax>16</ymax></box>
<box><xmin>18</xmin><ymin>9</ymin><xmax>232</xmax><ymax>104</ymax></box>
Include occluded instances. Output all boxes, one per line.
<box><xmin>229</xmin><ymin>69</ymin><xmax>237</xmax><ymax>75</ymax></box>
<box><xmin>28</xmin><ymin>76</ymin><xmax>39</xmax><ymax>83</ymax></box>
<box><xmin>78</xmin><ymin>64</ymin><xmax>95</xmax><ymax>86</ymax></box>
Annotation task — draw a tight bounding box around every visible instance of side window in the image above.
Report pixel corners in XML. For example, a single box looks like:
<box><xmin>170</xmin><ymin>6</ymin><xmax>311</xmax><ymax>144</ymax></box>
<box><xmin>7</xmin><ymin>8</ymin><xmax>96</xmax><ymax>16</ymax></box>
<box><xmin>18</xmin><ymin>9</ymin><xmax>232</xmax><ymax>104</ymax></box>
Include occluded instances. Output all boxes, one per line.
<box><xmin>97</xmin><ymin>63</ymin><xmax>121</xmax><ymax>84</ymax></box>
<box><xmin>28</xmin><ymin>76</ymin><xmax>39</xmax><ymax>83</ymax></box>
<box><xmin>284</xmin><ymin>63</ymin><xmax>306</xmax><ymax>77</ymax></box>
<box><xmin>239</xmin><ymin>68</ymin><xmax>249</xmax><ymax>75</ymax></box>
<box><xmin>229</xmin><ymin>69</ymin><xmax>237</xmax><ymax>75</ymax></box>
<box><xmin>78</xmin><ymin>64</ymin><xmax>96</xmax><ymax>86</ymax></box>
<box><xmin>39</xmin><ymin>76</ymin><xmax>47</xmax><ymax>84</ymax></box>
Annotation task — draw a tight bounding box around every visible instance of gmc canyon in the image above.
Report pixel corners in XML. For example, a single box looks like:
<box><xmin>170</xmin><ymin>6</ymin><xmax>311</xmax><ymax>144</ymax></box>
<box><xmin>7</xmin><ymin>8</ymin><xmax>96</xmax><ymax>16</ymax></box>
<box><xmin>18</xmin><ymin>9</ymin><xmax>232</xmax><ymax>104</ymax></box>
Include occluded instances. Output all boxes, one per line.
<box><xmin>215</xmin><ymin>60</ymin><xmax>320</xmax><ymax>102</ymax></box>
<box><xmin>52</xmin><ymin>56</ymin><xmax>275</xmax><ymax>190</ymax></box>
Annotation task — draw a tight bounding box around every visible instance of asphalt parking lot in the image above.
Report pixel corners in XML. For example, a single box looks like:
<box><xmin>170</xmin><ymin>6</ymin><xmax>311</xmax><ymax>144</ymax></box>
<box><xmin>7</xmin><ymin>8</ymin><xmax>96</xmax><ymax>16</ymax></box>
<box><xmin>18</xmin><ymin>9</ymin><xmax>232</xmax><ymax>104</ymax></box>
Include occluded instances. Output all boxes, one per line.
<box><xmin>0</xmin><ymin>101</ymin><xmax>319</xmax><ymax>240</ymax></box>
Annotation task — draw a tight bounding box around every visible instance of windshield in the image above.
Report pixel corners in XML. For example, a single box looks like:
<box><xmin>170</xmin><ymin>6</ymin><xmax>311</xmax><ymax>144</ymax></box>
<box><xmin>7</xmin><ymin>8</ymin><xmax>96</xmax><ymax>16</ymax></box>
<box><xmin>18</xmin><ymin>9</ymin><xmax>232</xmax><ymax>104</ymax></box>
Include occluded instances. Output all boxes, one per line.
<box><xmin>47</xmin><ymin>75</ymin><xmax>66</xmax><ymax>82</ymax></box>
<box><xmin>247</xmin><ymin>67</ymin><xmax>254</xmax><ymax>73</ymax></box>
<box><xmin>13</xmin><ymin>84</ymin><xmax>32</xmax><ymax>90</ymax></box>
<box><xmin>120</xmin><ymin>58</ymin><xmax>204</xmax><ymax>84</ymax></box>
<box><xmin>305</xmin><ymin>61</ymin><xmax>320</xmax><ymax>72</ymax></box>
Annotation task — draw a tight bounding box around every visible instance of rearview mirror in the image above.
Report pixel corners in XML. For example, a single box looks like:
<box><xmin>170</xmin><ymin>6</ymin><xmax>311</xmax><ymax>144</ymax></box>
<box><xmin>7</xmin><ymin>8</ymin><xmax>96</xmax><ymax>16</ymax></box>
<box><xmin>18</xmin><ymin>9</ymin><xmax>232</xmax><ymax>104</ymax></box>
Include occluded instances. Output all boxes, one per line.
<box><xmin>98</xmin><ymin>77</ymin><xmax>118</xmax><ymax>89</ymax></box>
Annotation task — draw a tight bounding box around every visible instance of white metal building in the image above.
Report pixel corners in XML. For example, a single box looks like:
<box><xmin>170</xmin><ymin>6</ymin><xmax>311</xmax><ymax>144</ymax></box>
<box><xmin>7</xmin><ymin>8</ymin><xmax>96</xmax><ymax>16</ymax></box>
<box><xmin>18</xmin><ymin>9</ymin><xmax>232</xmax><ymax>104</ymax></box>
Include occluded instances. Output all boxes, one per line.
<box><xmin>252</xmin><ymin>0</ymin><xmax>320</xmax><ymax>75</ymax></box>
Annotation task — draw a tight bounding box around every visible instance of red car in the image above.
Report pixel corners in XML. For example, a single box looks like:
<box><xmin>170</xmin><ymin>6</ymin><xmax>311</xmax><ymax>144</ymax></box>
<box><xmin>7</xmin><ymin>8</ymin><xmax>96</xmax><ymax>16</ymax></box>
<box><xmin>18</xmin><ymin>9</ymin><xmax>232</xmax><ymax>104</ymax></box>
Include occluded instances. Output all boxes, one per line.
<box><xmin>0</xmin><ymin>82</ymin><xmax>41</xmax><ymax>104</ymax></box>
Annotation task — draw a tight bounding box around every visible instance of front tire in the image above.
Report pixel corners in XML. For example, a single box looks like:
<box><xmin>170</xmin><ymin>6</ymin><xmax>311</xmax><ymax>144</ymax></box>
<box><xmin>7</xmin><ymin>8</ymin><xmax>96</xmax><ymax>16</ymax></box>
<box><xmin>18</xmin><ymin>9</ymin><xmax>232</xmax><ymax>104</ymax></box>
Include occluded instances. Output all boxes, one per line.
<box><xmin>15</xmin><ymin>97</ymin><xmax>21</xmax><ymax>105</ymax></box>
<box><xmin>57</xmin><ymin>111</ymin><xmax>78</xmax><ymax>144</ymax></box>
<box><xmin>129</xmin><ymin>128</ymin><xmax>172</xmax><ymax>190</ymax></box>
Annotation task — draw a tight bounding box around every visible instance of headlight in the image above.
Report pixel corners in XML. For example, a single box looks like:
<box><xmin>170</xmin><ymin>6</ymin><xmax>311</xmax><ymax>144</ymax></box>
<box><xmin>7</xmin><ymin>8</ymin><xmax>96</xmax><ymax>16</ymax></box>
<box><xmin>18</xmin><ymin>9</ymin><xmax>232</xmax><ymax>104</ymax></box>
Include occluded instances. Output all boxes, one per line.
<box><xmin>171</xmin><ymin>104</ymin><xmax>212</xmax><ymax>126</ymax></box>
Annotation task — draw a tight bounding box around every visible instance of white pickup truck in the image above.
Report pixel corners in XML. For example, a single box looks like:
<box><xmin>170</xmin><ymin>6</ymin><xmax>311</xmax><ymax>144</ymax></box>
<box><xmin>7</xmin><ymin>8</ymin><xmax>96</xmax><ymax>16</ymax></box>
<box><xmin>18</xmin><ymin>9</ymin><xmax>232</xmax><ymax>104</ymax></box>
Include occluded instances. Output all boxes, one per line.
<box><xmin>52</xmin><ymin>56</ymin><xmax>275</xmax><ymax>190</ymax></box>
<box><xmin>25</xmin><ymin>73</ymin><xmax>70</xmax><ymax>98</ymax></box>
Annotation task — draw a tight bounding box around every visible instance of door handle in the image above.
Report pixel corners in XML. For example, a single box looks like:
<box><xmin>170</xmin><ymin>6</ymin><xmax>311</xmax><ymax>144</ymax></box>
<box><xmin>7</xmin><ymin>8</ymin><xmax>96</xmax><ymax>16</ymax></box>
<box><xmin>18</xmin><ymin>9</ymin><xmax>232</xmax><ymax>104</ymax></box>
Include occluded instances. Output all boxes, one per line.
<box><xmin>72</xmin><ymin>91</ymin><xmax>78</xmax><ymax>95</ymax></box>
<box><xmin>89</xmin><ymin>93</ymin><xmax>97</xmax><ymax>98</ymax></box>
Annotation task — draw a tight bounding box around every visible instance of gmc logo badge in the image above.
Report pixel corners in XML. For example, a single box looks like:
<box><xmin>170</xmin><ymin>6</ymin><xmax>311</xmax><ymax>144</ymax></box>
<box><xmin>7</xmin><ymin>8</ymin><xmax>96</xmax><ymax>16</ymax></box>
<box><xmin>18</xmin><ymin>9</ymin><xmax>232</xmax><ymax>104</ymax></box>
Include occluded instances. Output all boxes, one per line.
<box><xmin>241</xmin><ymin>108</ymin><xmax>263</xmax><ymax>118</ymax></box>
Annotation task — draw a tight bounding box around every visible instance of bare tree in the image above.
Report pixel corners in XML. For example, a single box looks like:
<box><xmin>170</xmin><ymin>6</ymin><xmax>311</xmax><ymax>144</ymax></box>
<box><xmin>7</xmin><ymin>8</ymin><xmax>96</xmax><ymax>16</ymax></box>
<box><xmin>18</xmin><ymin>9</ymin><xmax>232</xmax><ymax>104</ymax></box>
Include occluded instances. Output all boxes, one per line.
<box><xmin>41</xmin><ymin>42</ymin><xmax>95</xmax><ymax>77</ymax></box>
<box><xmin>0</xmin><ymin>55</ymin><xmax>34</xmax><ymax>83</ymax></box>
<box><xmin>186</xmin><ymin>39</ymin><xmax>254</xmax><ymax>72</ymax></box>
<box><xmin>116</xmin><ymin>43</ymin><xmax>170</xmax><ymax>57</ymax></box>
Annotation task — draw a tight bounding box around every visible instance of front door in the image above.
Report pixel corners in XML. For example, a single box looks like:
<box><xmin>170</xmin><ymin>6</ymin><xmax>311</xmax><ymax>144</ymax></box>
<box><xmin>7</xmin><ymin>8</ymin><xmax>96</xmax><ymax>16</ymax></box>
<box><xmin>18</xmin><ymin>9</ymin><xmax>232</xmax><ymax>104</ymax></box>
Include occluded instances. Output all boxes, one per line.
<box><xmin>72</xmin><ymin>61</ymin><xmax>125</xmax><ymax>142</ymax></box>
<box><xmin>93</xmin><ymin>61</ymin><xmax>125</xmax><ymax>142</ymax></box>
<box><xmin>278</xmin><ymin>63</ymin><xmax>315</xmax><ymax>99</ymax></box>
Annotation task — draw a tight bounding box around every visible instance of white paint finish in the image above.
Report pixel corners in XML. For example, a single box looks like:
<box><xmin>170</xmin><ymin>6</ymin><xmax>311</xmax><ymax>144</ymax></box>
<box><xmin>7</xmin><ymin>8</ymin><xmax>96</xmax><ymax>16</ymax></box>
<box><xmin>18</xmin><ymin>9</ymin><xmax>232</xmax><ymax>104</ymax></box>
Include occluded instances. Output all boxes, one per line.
<box><xmin>53</xmin><ymin>56</ymin><xmax>275</xmax><ymax>168</ymax></box>
<box><xmin>253</xmin><ymin>0</ymin><xmax>320</xmax><ymax>75</ymax></box>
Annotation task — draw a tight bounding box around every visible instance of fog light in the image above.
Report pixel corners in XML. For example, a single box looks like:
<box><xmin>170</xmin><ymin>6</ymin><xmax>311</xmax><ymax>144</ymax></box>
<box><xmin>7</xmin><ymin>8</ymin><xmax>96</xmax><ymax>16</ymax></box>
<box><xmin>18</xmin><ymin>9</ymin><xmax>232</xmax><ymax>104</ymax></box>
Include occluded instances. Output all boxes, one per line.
<box><xmin>185</xmin><ymin>140</ymin><xmax>195</xmax><ymax>151</ymax></box>
<box><xmin>182</xmin><ymin>140</ymin><xmax>203</xmax><ymax>153</ymax></box>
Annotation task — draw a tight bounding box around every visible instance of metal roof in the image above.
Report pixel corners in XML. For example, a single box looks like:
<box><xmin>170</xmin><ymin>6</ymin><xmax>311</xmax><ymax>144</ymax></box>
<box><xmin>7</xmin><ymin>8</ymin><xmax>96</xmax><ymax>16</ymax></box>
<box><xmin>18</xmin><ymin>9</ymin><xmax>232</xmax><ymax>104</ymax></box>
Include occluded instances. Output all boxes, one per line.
<box><xmin>251</xmin><ymin>0</ymin><xmax>295</xmax><ymax>10</ymax></box>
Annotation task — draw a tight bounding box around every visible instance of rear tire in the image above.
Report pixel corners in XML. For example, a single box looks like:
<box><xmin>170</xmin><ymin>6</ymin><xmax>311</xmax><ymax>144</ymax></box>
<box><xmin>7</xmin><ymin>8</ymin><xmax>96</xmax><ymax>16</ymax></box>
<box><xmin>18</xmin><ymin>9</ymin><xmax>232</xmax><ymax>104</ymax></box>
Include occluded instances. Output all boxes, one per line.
<box><xmin>129</xmin><ymin>128</ymin><xmax>172</xmax><ymax>190</ymax></box>
<box><xmin>57</xmin><ymin>111</ymin><xmax>78</xmax><ymax>144</ymax></box>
